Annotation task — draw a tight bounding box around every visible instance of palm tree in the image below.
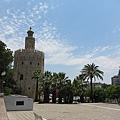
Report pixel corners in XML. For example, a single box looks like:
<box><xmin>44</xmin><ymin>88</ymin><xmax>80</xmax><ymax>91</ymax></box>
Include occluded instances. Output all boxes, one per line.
<box><xmin>72</xmin><ymin>76</ymin><xmax>82</xmax><ymax>102</ymax></box>
<box><xmin>57</xmin><ymin>72</ymin><xmax>68</xmax><ymax>103</ymax></box>
<box><xmin>64</xmin><ymin>79</ymin><xmax>73</xmax><ymax>103</ymax></box>
<box><xmin>81</xmin><ymin>63</ymin><xmax>104</xmax><ymax>103</ymax></box>
<box><xmin>51</xmin><ymin>72</ymin><xmax>58</xmax><ymax>103</ymax></box>
<box><xmin>43</xmin><ymin>71</ymin><xmax>52</xmax><ymax>103</ymax></box>
<box><xmin>78</xmin><ymin>74</ymin><xmax>86</xmax><ymax>102</ymax></box>
<box><xmin>32</xmin><ymin>70</ymin><xmax>43</xmax><ymax>101</ymax></box>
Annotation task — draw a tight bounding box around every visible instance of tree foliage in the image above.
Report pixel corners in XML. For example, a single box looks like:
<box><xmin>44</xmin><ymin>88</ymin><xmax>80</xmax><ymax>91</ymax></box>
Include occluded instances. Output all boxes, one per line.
<box><xmin>0</xmin><ymin>40</ymin><xmax>13</xmax><ymax>73</ymax></box>
<box><xmin>72</xmin><ymin>78</ymin><xmax>82</xmax><ymax>96</ymax></box>
<box><xmin>81</xmin><ymin>63</ymin><xmax>104</xmax><ymax>102</ymax></box>
<box><xmin>32</xmin><ymin>70</ymin><xmax>73</xmax><ymax>103</ymax></box>
<box><xmin>93</xmin><ymin>87</ymin><xmax>106</xmax><ymax>102</ymax></box>
<box><xmin>0</xmin><ymin>40</ymin><xmax>19</xmax><ymax>95</ymax></box>
<box><xmin>32</xmin><ymin>70</ymin><xmax>44</xmax><ymax>101</ymax></box>
<box><xmin>106</xmin><ymin>85</ymin><xmax>120</xmax><ymax>102</ymax></box>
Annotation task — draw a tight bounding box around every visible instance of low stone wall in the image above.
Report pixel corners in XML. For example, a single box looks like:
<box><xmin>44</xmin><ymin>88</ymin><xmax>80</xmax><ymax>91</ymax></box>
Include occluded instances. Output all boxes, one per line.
<box><xmin>4</xmin><ymin>95</ymin><xmax>33</xmax><ymax>111</ymax></box>
<box><xmin>0</xmin><ymin>93</ymin><xmax>4</xmax><ymax>97</ymax></box>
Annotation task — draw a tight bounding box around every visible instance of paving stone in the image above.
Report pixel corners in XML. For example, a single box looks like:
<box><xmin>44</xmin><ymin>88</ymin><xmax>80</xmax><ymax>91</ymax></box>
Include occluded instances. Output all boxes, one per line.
<box><xmin>6</xmin><ymin>102</ymin><xmax>120</xmax><ymax>120</ymax></box>
<box><xmin>0</xmin><ymin>98</ymin><xmax>8</xmax><ymax>120</ymax></box>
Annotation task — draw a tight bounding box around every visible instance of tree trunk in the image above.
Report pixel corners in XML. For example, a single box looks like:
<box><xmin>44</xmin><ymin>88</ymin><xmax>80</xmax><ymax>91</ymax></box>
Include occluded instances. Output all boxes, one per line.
<box><xmin>35</xmin><ymin>79</ymin><xmax>38</xmax><ymax>102</ymax></box>
<box><xmin>58</xmin><ymin>91</ymin><xmax>62</xmax><ymax>103</ymax></box>
<box><xmin>69</xmin><ymin>91</ymin><xmax>73</xmax><ymax>104</ymax></box>
<box><xmin>90</xmin><ymin>77</ymin><xmax>93</xmax><ymax>103</ymax></box>
<box><xmin>81</xmin><ymin>83</ymin><xmax>84</xmax><ymax>103</ymax></box>
<box><xmin>44</xmin><ymin>86</ymin><xmax>49</xmax><ymax>103</ymax></box>
<box><xmin>52</xmin><ymin>85</ymin><xmax>56</xmax><ymax>103</ymax></box>
<box><xmin>80</xmin><ymin>93</ymin><xmax>84</xmax><ymax>103</ymax></box>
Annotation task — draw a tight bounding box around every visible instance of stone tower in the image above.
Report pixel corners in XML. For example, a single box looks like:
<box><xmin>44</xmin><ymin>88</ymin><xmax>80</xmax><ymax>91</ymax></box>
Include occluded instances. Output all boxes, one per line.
<box><xmin>14</xmin><ymin>28</ymin><xmax>44</xmax><ymax>100</ymax></box>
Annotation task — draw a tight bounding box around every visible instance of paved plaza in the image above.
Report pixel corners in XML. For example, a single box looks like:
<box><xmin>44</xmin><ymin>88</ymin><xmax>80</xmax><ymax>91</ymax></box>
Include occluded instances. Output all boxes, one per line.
<box><xmin>0</xmin><ymin>98</ymin><xmax>8</xmax><ymax>120</ymax></box>
<box><xmin>7</xmin><ymin>102</ymin><xmax>120</xmax><ymax>120</ymax></box>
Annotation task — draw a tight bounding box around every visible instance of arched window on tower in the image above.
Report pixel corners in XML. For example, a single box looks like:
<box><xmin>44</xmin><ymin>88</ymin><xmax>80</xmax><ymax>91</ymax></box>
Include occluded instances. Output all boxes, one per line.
<box><xmin>20</xmin><ymin>74</ymin><xmax>23</xmax><ymax>80</ymax></box>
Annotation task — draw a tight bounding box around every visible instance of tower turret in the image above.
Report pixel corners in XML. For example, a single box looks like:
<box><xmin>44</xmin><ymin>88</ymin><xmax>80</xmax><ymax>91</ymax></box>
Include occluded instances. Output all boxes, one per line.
<box><xmin>25</xmin><ymin>27</ymin><xmax>35</xmax><ymax>50</ymax></box>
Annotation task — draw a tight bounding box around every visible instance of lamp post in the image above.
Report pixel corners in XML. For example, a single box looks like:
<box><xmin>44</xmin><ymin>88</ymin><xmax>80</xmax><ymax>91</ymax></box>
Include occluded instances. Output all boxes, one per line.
<box><xmin>1</xmin><ymin>71</ymin><xmax>6</xmax><ymax>93</ymax></box>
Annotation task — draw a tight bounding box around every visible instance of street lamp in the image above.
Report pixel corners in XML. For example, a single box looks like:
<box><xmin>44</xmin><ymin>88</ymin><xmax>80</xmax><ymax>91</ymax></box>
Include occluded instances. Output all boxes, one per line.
<box><xmin>1</xmin><ymin>71</ymin><xmax>6</xmax><ymax>93</ymax></box>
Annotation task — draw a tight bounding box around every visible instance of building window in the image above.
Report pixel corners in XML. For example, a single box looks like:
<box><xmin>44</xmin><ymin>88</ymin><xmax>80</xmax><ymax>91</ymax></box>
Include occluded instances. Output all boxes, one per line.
<box><xmin>28</xmin><ymin>87</ymin><xmax>30</xmax><ymax>90</ymax></box>
<box><xmin>22</xmin><ymin>62</ymin><xmax>24</xmax><ymax>65</ymax></box>
<box><xmin>30</xmin><ymin>62</ymin><xmax>32</xmax><ymax>65</ymax></box>
<box><xmin>20</xmin><ymin>74</ymin><xmax>23</xmax><ymax>80</ymax></box>
<box><xmin>38</xmin><ymin>63</ymin><xmax>39</xmax><ymax>65</ymax></box>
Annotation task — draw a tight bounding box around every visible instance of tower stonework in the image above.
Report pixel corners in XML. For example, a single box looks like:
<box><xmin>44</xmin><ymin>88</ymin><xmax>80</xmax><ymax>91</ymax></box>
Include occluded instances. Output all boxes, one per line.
<box><xmin>14</xmin><ymin>28</ymin><xmax>44</xmax><ymax>100</ymax></box>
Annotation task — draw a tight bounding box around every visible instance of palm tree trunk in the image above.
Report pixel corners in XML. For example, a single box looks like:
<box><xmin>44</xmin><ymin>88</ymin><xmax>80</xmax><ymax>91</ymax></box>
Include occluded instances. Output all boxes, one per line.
<box><xmin>81</xmin><ymin>84</ymin><xmax>84</xmax><ymax>103</ymax></box>
<box><xmin>90</xmin><ymin>77</ymin><xmax>93</xmax><ymax>103</ymax></box>
<box><xmin>44</xmin><ymin>86</ymin><xmax>49</xmax><ymax>103</ymax></box>
<box><xmin>52</xmin><ymin>84</ymin><xmax>56</xmax><ymax>103</ymax></box>
<box><xmin>69</xmin><ymin>91</ymin><xmax>73</xmax><ymax>104</ymax></box>
<box><xmin>35</xmin><ymin>79</ymin><xmax>38</xmax><ymax>102</ymax></box>
<box><xmin>58</xmin><ymin>91</ymin><xmax>62</xmax><ymax>103</ymax></box>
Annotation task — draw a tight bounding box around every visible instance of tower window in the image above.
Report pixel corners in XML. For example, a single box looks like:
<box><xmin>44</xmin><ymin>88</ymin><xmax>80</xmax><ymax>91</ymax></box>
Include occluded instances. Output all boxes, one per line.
<box><xmin>38</xmin><ymin>63</ymin><xmax>39</xmax><ymax>65</ymax></box>
<box><xmin>22</xmin><ymin>62</ymin><xmax>24</xmax><ymax>65</ymax></box>
<box><xmin>28</xmin><ymin>87</ymin><xmax>30</xmax><ymax>90</ymax></box>
<box><xmin>30</xmin><ymin>62</ymin><xmax>32</xmax><ymax>65</ymax></box>
<box><xmin>20</xmin><ymin>74</ymin><xmax>23</xmax><ymax>80</ymax></box>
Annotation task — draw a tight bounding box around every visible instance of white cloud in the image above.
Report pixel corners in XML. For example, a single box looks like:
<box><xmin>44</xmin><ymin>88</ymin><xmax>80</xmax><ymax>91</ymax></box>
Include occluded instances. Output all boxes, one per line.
<box><xmin>100</xmin><ymin>46</ymin><xmax>110</xmax><ymax>52</ymax></box>
<box><xmin>4</xmin><ymin>25</ymin><xmax>15</xmax><ymax>34</ymax></box>
<box><xmin>112</xmin><ymin>25</ymin><xmax>120</xmax><ymax>36</ymax></box>
<box><xmin>3</xmin><ymin>0</ymin><xmax>11</xmax><ymax>2</ymax></box>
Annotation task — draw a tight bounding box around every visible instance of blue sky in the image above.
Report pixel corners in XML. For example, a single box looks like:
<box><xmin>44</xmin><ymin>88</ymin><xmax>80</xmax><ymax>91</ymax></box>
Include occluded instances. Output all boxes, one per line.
<box><xmin>1</xmin><ymin>0</ymin><xmax>120</xmax><ymax>84</ymax></box>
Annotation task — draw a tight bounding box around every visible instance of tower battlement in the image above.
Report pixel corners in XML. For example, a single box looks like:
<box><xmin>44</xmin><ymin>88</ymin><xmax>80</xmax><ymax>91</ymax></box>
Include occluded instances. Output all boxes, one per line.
<box><xmin>15</xmin><ymin>49</ymin><xmax>44</xmax><ymax>54</ymax></box>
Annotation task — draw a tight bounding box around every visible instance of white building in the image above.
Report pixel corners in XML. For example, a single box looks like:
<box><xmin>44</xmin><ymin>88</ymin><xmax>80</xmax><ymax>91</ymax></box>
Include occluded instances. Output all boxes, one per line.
<box><xmin>92</xmin><ymin>82</ymin><xmax>102</xmax><ymax>88</ymax></box>
<box><xmin>111</xmin><ymin>69</ymin><xmax>120</xmax><ymax>86</ymax></box>
<box><xmin>111</xmin><ymin>75</ymin><xmax>120</xmax><ymax>86</ymax></box>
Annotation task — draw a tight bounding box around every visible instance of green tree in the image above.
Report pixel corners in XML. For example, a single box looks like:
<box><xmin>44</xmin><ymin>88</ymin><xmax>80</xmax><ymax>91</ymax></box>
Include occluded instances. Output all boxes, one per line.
<box><xmin>81</xmin><ymin>63</ymin><xmax>104</xmax><ymax>103</ymax></box>
<box><xmin>0</xmin><ymin>40</ymin><xmax>13</xmax><ymax>73</ymax></box>
<box><xmin>106</xmin><ymin>85</ymin><xmax>115</xmax><ymax>100</ymax></box>
<box><xmin>94</xmin><ymin>88</ymin><xmax>106</xmax><ymax>102</ymax></box>
<box><xmin>57</xmin><ymin>72</ymin><xmax>68</xmax><ymax>103</ymax></box>
<box><xmin>43</xmin><ymin>71</ymin><xmax>52</xmax><ymax>103</ymax></box>
<box><xmin>51</xmin><ymin>72</ymin><xmax>58</xmax><ymax>103</ymax></box>
<box><xmin>50</xmin><ymin>72</ymin><xmax>72</xmax><ymax>104</ymax></box>
<box><xmin>115</xmin><ymin>85</ymin><xmax>120</xmax><ymax>103</ymax></box>
<box><xmin>84</xmin><ymin>88</ymin><xmax>91</xmax><ymax>97</ymax></box>
<box><xmin>0</xmin><ymin>40</ymin><xmax>14</xmax><ymax>94</ymax></box>
<box><xmin>32</xmin><ymin>70</ymin><xmax>44</xmax><ymax>101</ymax></box>
<box><xmin>72</xmin><ymin>76</ymin><xmax>82</xmax><ymax>102</ymax></box>
<box><xmin>106</xmin><ymin>85</ymin><xmax>120</xmax><ymax>103</ymax></box>
<box><xmin>4</xmin><ymin>68</ymin><xmax>20</xmax><ymax>95</ymax></box>
<box><xmin>84</xmin><ymin>88</ymin><xmax>91</xmax><ymax>102</ymax></box>
<box><xmin>63</xmin><ymin>79</ymin><xmax>73</xmax><ymax>103</ymax></box>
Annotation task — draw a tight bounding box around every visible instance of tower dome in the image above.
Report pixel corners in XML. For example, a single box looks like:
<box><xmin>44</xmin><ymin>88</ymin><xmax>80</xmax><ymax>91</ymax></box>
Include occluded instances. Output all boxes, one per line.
<box><xmin>27</xmin><ymin>27</ymin><xmax>34</xmax><ymax>37</ymax></box>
